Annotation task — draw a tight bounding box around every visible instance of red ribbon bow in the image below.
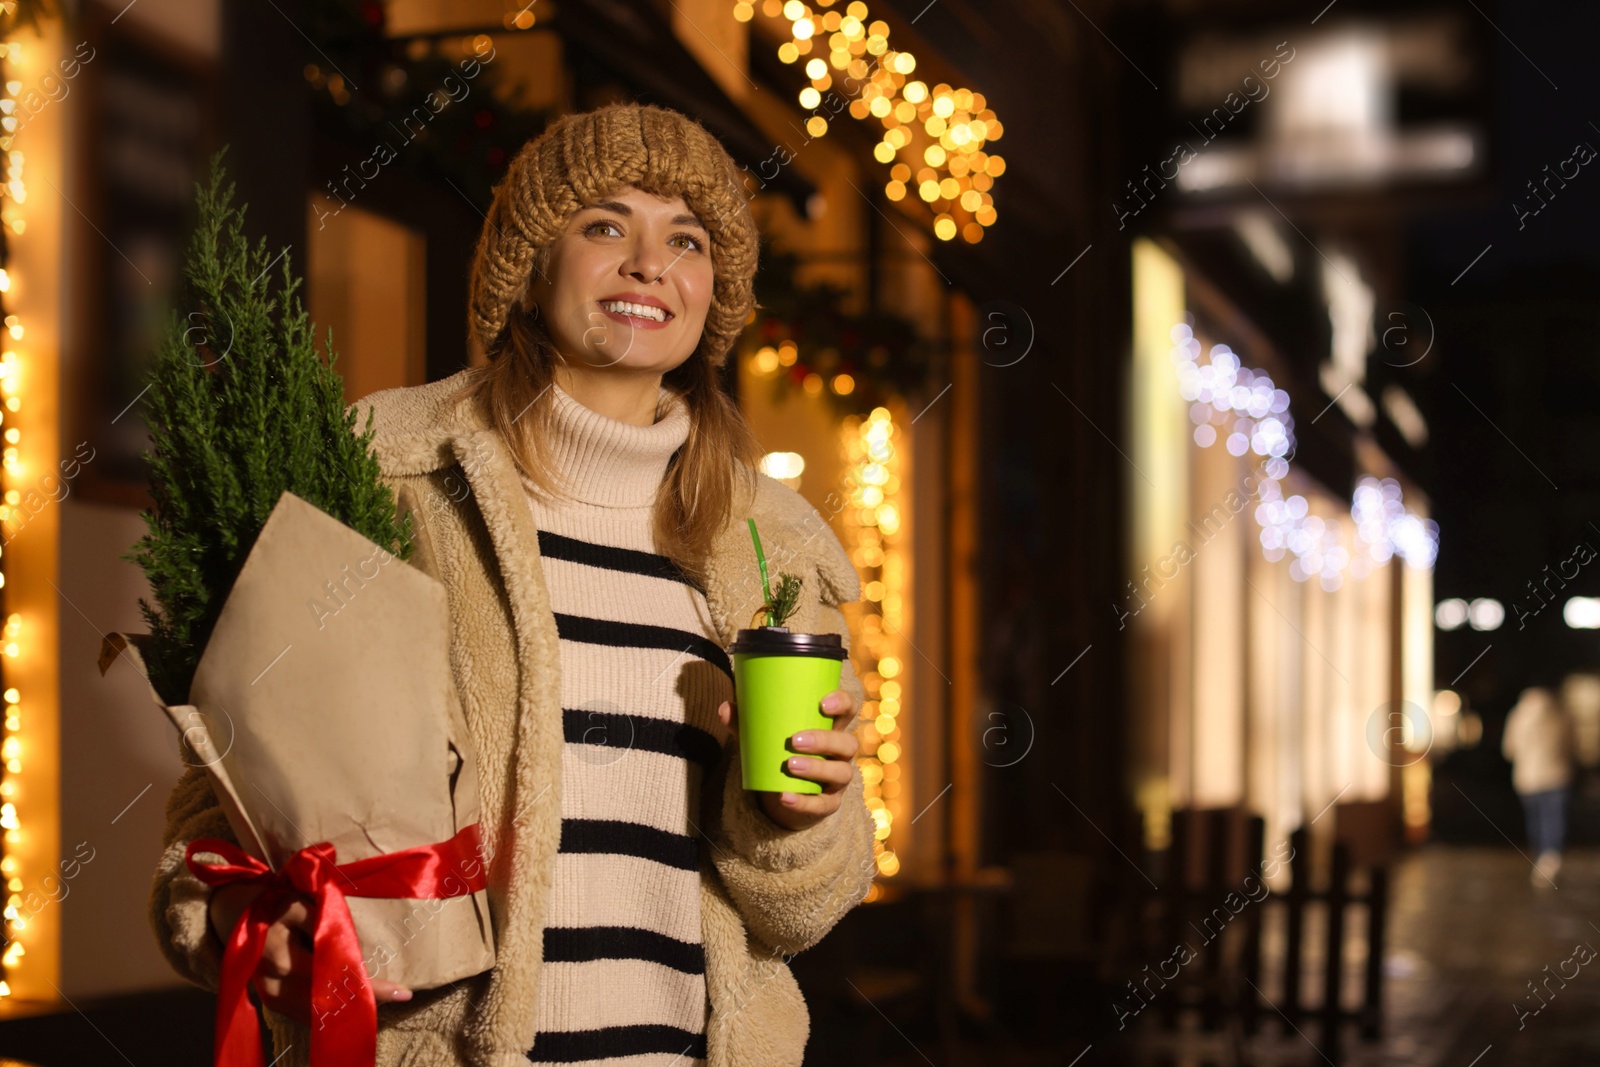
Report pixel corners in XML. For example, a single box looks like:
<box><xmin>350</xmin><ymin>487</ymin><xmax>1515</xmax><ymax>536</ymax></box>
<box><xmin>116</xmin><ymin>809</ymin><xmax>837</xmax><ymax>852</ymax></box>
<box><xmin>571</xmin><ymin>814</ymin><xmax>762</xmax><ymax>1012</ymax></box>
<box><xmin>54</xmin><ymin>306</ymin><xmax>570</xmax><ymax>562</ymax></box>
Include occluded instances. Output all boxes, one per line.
<box><xmin>185</xmin><ymin>823</ymin><xmax>488</xmax><ymax>1067</ymax></box>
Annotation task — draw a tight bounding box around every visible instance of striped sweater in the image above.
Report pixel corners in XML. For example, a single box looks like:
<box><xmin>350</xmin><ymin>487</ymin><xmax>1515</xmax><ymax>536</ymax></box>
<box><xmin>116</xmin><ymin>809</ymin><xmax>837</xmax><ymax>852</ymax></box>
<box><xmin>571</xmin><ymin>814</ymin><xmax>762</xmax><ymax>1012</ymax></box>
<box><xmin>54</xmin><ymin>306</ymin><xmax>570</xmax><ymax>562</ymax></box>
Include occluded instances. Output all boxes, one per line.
<box><xmin>522</xmin><ymin>380</ymin><xmax>731</xmax><ymax>1066</ymax></box>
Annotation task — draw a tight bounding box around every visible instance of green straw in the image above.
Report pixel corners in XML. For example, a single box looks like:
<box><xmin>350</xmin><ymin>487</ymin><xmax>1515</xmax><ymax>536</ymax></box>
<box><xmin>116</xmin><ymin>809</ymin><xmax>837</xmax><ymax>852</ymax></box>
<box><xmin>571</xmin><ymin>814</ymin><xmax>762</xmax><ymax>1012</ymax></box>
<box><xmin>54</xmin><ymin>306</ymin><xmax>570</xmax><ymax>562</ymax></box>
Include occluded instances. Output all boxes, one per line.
<box><xmin>747</xmin><ymin>518</ymin><xmax>774</xmax><ymax>624</ymax></box>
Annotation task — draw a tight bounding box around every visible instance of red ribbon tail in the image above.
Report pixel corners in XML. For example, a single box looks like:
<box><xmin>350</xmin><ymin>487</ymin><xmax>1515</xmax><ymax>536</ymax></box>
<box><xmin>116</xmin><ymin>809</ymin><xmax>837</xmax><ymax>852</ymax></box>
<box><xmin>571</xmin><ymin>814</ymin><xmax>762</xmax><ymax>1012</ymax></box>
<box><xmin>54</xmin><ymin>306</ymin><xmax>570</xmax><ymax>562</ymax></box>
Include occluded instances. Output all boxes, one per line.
<box><xmin>215</xmin><ymin>894</ymin><xmax>279</xmax><ymax>1067</ymax></box>
<box><xmin>306</xmin><ymin>879</ymin><xmax>376</xmax><ymax>1067</ymax></box>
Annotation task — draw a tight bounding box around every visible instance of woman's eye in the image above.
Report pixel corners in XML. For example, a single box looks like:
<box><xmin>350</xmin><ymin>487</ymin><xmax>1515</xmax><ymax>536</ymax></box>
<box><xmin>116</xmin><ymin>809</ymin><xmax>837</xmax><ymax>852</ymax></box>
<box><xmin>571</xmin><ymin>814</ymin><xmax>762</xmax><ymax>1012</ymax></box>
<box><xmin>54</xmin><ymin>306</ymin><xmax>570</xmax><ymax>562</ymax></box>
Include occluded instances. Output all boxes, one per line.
<box><xmin>583</xmin><ymin>220</ymin><xmax>702</xmax><ymax>252</ymax></box>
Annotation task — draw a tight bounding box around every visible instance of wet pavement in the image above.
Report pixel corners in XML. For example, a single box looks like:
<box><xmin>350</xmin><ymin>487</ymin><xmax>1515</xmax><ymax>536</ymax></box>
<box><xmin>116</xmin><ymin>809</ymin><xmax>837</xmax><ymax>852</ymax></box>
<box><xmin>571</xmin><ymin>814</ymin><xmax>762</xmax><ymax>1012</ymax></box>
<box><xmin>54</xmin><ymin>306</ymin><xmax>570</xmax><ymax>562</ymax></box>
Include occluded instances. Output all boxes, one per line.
<box><xmin>1090</xmin><ymin>846</ymin><xmax>1600</xmax><ymax>1067</ymax></box>
<box><xmin>1113</xmin><ymin>848</ymin><xmax>1600</xmax><ymax>1066</ymax></box>
<box><xmin>815</xmin><ymin>846</ymin><xmax>1600</xmax><ymax>1067</ymax></box>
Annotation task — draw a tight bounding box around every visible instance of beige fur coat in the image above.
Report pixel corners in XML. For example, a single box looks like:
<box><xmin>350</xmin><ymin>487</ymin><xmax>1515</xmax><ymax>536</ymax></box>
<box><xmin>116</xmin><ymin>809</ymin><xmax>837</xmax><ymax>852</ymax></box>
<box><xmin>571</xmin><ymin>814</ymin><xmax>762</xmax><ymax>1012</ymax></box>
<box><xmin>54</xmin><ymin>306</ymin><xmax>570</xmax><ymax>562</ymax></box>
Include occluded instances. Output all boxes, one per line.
<box><xmin>149</xmin><ymin>369</ymin><xmax>877</xmax><ymax>1066</ymax></box>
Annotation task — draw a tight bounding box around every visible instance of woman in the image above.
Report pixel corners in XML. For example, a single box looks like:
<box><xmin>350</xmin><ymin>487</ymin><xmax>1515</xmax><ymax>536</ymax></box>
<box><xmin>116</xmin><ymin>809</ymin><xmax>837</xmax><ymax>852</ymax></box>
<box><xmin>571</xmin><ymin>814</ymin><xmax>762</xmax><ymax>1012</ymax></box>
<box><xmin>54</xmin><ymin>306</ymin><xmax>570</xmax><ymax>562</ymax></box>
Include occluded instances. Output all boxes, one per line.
<box><xmin>151</xmin><ymin>103</ymin><xmax>877</xmax><ymax>1067</ymax></box>
<box><xmin>1501</xmin><ymin>685</ymin><xmax>1575</xmax><ymax>887</ymax></box>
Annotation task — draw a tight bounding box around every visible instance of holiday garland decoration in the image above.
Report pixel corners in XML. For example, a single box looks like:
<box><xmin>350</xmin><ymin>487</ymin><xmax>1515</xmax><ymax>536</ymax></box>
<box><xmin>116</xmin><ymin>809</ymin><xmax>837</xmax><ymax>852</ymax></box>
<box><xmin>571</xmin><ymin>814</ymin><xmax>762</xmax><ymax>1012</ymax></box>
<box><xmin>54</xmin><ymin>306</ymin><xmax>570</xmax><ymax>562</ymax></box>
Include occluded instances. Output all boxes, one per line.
<box><xmin>123</xmin><ymin>148</ymin><xmax>413</xmax><ymax>708</ymax></box>
<box><xmin>302</xmin><ymin>0</ymin><xmax>550</xmax><ymax>212</ymax></box>
<box><xmin>735</xmin><ymin>0</ymin><xmax>1004</xmax><ymax>244</ymax></box>
<box><xmin>742</xmin><ymin>243</ymin><xmax>933</xmax><ymax>416</ymax></box>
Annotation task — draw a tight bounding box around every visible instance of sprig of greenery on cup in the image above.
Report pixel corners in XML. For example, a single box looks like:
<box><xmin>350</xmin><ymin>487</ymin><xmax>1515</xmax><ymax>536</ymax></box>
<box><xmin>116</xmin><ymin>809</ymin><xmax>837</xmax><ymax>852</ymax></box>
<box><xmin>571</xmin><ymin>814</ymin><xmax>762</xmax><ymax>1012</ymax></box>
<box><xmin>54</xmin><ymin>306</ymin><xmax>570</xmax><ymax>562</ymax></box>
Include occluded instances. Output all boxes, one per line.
<box><xmin>746</xmin><ymin>518</ymin><xmax>803</xmax><ymax>629</ymax></box>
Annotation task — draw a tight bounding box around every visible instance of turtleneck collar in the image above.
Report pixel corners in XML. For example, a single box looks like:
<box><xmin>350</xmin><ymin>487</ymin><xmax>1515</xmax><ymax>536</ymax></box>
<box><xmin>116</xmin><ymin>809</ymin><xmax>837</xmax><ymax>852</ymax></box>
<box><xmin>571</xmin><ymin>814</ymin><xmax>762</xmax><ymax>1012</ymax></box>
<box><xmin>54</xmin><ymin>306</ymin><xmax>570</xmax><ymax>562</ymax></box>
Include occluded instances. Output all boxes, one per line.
<box><xmin>531</xmin><ymin>380</ymin><xmax>692</xmax><ymax>508</ymax></box>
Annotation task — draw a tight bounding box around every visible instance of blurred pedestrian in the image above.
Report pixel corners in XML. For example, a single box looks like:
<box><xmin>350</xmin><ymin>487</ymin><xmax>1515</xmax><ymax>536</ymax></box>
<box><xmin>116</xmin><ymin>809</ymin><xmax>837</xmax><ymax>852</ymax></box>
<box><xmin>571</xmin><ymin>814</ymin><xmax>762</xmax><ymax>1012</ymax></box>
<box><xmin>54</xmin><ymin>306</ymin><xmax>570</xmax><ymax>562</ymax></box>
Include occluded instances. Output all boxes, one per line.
<box><xmin>1502</xmin><ymin>685</ymin><xmax>1576</xmax><ymax>886</ymax></box>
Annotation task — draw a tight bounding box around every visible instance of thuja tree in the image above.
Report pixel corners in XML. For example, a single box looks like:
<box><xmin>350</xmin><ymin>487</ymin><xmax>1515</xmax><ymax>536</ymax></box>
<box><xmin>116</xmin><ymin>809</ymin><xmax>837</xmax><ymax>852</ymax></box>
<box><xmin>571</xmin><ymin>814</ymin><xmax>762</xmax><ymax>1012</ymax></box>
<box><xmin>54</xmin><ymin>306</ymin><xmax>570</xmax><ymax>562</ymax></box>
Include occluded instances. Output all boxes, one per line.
<box><xmin>124</xmin><ymin>147</ymin><xmax>413</xmax><ymax>706</ymax></box>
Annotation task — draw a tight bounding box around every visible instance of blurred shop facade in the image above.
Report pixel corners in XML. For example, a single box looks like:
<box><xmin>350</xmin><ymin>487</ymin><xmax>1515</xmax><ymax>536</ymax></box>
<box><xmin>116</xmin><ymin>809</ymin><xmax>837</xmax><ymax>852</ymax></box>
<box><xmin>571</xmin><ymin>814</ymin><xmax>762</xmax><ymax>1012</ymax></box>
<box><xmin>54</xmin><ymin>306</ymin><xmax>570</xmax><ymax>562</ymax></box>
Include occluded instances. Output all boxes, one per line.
<box><xmin>1120</xmin><ymin>7</ymin><xmax>1488</xmax><ymax>876</ymax></box>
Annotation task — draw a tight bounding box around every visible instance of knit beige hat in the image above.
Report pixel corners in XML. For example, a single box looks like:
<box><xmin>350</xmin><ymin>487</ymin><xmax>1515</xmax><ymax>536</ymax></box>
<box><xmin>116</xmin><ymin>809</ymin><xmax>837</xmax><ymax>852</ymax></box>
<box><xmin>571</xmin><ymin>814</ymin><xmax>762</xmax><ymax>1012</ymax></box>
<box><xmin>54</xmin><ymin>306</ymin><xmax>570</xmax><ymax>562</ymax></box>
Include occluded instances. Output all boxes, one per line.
<box><xmin>467</xmin><ymin>102</ymin><xmax>760</xmax><ymax>367</ymax></box>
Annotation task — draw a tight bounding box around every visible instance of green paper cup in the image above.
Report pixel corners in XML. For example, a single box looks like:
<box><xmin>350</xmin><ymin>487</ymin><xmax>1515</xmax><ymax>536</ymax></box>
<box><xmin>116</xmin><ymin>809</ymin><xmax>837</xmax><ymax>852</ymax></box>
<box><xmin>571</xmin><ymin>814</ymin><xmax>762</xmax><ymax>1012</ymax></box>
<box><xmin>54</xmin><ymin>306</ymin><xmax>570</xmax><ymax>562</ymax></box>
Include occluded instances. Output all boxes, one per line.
<box><xmin>729</xmin><ymin>626</ymin><xmax>847</xmax><ymax>794</ymax></box>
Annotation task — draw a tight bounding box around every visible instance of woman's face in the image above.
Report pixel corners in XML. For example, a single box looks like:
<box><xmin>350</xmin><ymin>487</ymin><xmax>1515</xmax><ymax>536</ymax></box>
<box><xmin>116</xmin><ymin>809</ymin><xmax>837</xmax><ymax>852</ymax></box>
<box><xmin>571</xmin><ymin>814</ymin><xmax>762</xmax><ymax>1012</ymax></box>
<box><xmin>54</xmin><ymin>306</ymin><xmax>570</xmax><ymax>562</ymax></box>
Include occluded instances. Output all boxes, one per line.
<box><xmin>526</xmin><ymin>184</ymin><xmax>715</xmax><ymax>377</ymax></box>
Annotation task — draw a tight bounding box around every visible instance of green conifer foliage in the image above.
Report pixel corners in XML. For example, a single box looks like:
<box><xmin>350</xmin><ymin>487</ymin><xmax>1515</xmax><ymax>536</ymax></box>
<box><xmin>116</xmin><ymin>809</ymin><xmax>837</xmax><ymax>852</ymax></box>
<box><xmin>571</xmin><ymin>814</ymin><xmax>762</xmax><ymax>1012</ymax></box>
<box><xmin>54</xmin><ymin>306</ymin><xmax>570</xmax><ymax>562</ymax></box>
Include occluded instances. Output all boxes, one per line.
<box><xmin>123</xmin><ymin>147</ymin><xmax>413</xmax><ymax>706</ymax></box>
<box><xmin>766</xmin><ymin>572</ymin><xmax>804</xmax><ymax>629</ymax></box>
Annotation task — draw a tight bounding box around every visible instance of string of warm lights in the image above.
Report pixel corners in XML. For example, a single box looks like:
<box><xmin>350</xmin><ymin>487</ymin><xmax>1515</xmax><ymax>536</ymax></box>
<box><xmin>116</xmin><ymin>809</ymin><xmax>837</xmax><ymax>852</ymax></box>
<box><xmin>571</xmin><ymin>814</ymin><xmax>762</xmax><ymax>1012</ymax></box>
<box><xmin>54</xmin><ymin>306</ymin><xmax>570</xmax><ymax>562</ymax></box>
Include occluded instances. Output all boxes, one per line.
<box><xmin>735</xmin><ymin>0</ymin><xmax>1004</xmax><ymax>244</ymax></box>
<box><xmin>0</xmin><ymin>32</ymin><xmax>25</xmax><ymax>997</ymax></box>
<box><xmin>839</xmin><ymin>407</ymin><xmax>904</xmax><ymax>887</ymax></box>
<box><xmin>747</xmin><ymin>334</ymin><xmax>906</xmax><ymax>885</ymax></box>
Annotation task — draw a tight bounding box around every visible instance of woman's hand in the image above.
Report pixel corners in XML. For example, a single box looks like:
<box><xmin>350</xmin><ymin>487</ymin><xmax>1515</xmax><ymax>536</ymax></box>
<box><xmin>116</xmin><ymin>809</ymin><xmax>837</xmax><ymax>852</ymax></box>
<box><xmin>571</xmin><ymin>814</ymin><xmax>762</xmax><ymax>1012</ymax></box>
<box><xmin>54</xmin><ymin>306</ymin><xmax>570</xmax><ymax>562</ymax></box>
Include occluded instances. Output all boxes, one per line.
<box><xmin>208</xmin><ymin>883</ymin><xmax>414</xmax><ymax>1026</ymax></box>
<box><xmin>717</xmin><ymin>688</ymin><xmax>859</xmax><ymax>832</ymax></box>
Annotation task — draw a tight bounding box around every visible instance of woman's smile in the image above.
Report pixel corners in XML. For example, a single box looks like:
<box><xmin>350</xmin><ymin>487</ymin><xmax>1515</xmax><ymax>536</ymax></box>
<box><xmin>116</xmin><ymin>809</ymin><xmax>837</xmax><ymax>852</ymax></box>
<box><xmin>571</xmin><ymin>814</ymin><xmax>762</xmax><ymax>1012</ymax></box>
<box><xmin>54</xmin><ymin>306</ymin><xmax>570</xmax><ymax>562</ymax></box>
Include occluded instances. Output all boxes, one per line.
<box><xmin>596</xmin><ymin>293</ymin><xmax>676</xmax><ymax>329</ymax></box>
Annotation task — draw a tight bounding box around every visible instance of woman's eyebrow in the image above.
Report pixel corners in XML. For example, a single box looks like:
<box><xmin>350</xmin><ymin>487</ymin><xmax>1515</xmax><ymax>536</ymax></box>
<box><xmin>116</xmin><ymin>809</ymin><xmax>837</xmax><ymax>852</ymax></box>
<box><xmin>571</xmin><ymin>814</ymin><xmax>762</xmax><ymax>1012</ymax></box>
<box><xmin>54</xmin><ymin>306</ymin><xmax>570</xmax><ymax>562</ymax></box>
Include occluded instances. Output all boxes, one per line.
<box><xmin>580</xmin><ymin>200</ymin><xmax>708</xmax><ymax>233</ymax></box>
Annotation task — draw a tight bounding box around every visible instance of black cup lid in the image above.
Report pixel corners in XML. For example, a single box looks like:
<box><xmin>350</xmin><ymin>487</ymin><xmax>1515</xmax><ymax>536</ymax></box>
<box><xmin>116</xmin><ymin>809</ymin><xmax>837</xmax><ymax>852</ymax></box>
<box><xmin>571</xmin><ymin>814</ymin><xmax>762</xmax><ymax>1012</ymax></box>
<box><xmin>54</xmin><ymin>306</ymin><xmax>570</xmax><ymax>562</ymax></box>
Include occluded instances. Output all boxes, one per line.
<box><xmin>729</xmin><ymin>626</ymin><xmax>847</xmax><ymax>659</ymax></box>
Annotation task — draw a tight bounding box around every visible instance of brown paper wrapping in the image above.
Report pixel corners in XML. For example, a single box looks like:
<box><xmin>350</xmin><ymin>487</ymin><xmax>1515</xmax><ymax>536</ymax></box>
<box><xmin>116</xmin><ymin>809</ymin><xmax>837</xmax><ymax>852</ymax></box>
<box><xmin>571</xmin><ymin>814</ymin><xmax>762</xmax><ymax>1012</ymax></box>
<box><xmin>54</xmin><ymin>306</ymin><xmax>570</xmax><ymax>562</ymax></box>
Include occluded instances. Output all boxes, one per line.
<box><xmin>100</xmin><ymin>490</ymin><xmax>495</xmax><ymax>988</ymax></box>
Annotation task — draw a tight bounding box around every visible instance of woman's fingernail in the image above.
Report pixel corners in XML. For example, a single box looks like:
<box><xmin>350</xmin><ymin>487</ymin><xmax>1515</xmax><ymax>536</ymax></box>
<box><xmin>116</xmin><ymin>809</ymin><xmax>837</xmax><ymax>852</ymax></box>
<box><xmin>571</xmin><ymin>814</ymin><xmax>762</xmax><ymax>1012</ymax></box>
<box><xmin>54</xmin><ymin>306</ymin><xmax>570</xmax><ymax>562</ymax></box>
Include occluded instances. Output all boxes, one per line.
<box><xmin>821</xmin><ymin>695</ymin><xmax>839</xmax><ymax>712</ymax></box>
<box><xmin>393</xmin><ymin>988</ymin><xmax>413</xmax><ymax>1001</ymax></box>
<box><xmin>792</xmin><ymin>732</ymin><xmax>812</xmax><ymax>749</ymax></box>
<box><xmin>781</xmin><ymin>793</ymin><xmax>798</xmax><ymax>805</ymax></box>
<box><xmin>788</xmin><ymin>756</ymin><xmax>805</xmax><ymax>770</ymax></box>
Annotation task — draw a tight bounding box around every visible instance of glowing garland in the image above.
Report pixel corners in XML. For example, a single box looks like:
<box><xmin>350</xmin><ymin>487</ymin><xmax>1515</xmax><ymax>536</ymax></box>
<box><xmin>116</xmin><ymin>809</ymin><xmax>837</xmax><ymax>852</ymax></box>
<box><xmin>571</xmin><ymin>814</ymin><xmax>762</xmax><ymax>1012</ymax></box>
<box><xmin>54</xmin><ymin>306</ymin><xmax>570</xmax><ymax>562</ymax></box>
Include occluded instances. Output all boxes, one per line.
<box><xmin>839</xmin><ymin>407</ymin><xmax>904</xmax><ymax>885</ymax></box>
<box><xmin>1170</xmin><ymin>322</ymin><xmax>1437</xmax><ymax>590</ymax></box>
<box><xmin>0</xmin><ymin>33</ymin><xmax>23</xmax><ymax>996</ymax></box>
<box><xmin>735</xmin><ymin>0</ymin><xmax>1003</xmax><ymax>244</ymax></box>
